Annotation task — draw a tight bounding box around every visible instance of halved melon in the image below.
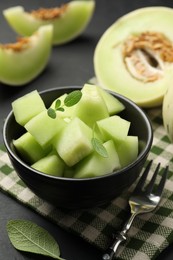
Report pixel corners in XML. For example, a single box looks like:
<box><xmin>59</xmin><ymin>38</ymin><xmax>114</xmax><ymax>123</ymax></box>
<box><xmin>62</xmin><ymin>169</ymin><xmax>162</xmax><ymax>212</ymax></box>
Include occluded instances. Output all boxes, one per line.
<box><xmin>3</xmin><ymin>0</ymin><xmax>95</xmax><ymax>45</ymax></box>
<box><xmin>94</xmin><ymin>7</ymin><xmax>173</xmax><ymax>107</ymax></box>
<box><xmin>0</xmin><ymin>25</ymin><xmax>53</xmax><ymax>86</ymax></box>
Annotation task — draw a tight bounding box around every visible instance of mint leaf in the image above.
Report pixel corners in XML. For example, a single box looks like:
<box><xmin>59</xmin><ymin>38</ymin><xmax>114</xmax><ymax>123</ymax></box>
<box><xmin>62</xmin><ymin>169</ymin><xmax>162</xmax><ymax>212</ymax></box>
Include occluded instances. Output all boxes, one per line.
<box><xmin>55</xmin><ymin>99</ymin><xmax>61</xmax><ymax>110</ymax></box>
<box><xmin>91</xmin><ymin>137</ymin><xmax>108</xmax><ymax>158</ymax></box>
<box><xmin>64</xmin><ymin>90</ymin><xmax>82</xmax><ymax>107</ymax></box>
<box><xmin>57</xmin><ymin>107</ymin><xmax>65</xmax><ymax>112</ymax></box>
<box><xmin>47</xmin><ymin>108</ymin><xmax>57</xmax><ymax>119</ymax></box>
<box><xmin>7</xmin><ymin>220</ymin><xmax>65</xmax><ymax>260</ymax></box>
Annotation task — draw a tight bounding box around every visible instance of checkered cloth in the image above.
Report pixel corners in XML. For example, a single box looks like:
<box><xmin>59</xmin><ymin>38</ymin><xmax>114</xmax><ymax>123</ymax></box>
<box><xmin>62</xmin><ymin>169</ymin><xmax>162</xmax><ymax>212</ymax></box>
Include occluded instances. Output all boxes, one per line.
<box><xmin>0</xmin><ymin>107</ymin><xmax>173</xmax><ymax>260</ymax></box>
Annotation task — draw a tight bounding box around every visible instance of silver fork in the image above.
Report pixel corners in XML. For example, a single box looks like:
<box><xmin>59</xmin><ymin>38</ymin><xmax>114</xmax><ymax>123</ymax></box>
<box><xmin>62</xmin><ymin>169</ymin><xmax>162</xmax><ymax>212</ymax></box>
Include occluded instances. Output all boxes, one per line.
<box><xmin>102</xmin><ymin>160</ymin><xmax>169</xmax><ymax>260</ymax></box>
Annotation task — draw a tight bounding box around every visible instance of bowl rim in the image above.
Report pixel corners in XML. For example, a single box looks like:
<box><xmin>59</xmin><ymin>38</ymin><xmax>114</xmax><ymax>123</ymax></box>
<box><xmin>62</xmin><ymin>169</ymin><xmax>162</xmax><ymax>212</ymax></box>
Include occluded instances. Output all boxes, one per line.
<box><xmin>3</xmin><ymin>86</ymin><xmax>153</xmax><ymax>183</ymax></box>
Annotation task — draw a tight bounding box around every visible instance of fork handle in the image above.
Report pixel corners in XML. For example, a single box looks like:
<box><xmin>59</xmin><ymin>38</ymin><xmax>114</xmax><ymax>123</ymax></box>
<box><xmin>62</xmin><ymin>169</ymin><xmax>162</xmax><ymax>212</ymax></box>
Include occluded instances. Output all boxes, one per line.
<box><xmin>102</xmin><ymin>212</ymin><xmax>137</xmax><ymax>260</ymax></box>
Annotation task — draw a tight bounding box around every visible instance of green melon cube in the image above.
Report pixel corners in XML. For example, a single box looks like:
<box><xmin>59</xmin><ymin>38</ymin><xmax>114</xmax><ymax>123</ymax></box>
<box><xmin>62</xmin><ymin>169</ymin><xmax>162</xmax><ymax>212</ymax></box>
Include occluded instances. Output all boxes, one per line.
<box><xmin>97</xmin><ymin>86</ymin><xmax>125</xmax><ymax>115</ymax></box>
<box><xmin>116</xmin><ymin>136</ymin><xmax>138</xmax><ymax>168</ymax></box>
<box><xmin>73</xmin><ymin>83</ymin><xmax>109</xmax><ymax>127</ymax></box>
<box><xmin>55</xmin><ymin>117</ymin><xmax>93</xmax><ymax>166</ymax></box>
<box><xmin>31</xmin><ymin>151</ymin><xmax>65</xmax><ymax>177</ymax></box>
<box><xmin>12</xmin><ymin>90</ymin><xmax>46</xmax><ymax>126</ymax></box>
<box><xmin>74</xmin><ymin>140</ymin><xmax>120</xmax><ymax>178</ymax></box>
<box><xmin>97</xmin><ymin>115</ymin><xmax>130</xmax><ymax>143</ymax></box>
<box><xmin>25</xmin><ymin>110</ymin><xmax>67</xmax><ymax>147</ymax></box>
<box><xmin>13</xmin><ymin>132</ymin><xmax>48</xmax><ymax>164</ymax></box>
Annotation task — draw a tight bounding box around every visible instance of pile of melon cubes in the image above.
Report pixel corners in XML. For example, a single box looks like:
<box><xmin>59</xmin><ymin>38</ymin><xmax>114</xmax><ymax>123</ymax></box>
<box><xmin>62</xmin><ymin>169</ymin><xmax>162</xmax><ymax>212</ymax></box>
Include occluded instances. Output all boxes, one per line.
<box><xmin>12</xmin><ymin>84</ymin><xmax>138</xmax><ymax>178</ymax></box>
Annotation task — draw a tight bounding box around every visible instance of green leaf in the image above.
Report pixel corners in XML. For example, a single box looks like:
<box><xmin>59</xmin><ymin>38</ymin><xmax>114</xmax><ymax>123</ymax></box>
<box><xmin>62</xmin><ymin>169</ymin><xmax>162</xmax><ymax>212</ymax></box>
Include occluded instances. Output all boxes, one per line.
<box><xmin>57</xmin><ymin>107</ymin><xmax>65</xmax><ymax>112</ymax></box>
<box><xmin>91</xmin><ymin>138</ymin><xmax>109</xmax><ymax>158</ymax></box>
<box><xmin>7</xmin><ymin>220</ymin><xmax>65</xmax><ymax>260</ymax></box>
<box><xmin>55</xmin><ymin>99</ymin><xmax>61</xmax><ymax>110</ymax></box>
<box><xmin>47</xmin><ymin>108</ymin><xmax>57</xmax><ymax>119</ymax></box>
<box><xmin>64</xmin><ymin>90</ymin><xmax>82</xmax><ymax>107</ymax></box>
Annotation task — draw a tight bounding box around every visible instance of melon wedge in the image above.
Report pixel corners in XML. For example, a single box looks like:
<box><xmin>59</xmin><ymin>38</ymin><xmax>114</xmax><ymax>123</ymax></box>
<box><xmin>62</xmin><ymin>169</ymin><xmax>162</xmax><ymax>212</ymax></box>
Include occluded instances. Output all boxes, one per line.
<box><xmin>3</xmin><ymin>0</ymin><xmax>95</xmax><ymax>45</ymax></box>
<box><xmin>0</xmin><ymin>25</ymin><xmax>53</xmax><ymax>86</ymax></box>
<box><xmin>94</xmin><ymin>7</ymin><xmax>173</xmax><ymax>107</ymax></box>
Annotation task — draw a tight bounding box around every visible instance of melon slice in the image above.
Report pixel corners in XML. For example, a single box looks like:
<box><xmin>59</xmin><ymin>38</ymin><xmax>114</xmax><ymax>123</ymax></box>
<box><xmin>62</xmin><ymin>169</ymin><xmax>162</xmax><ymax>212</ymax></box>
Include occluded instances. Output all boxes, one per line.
<box><xmin>3</xmin><ymin>0</ymin><xmax>95</xmax><ymax>45</ymax></box>
<box><xmin>13</xmin><ymin>132</ymin><xmax>48</xmax><ymax>164</ymax></box>
<box><xmin>116</xmin><ymin>136</ymin><xmax>138</xmax><ymax>168</ymax></box>
<box><xmin>73</xmin><ymin>84</ymin><xmax>109</xmax><ymax>128</ymax></box>
<box><xmin>25</xmin><ymin>110</ymin><xmax>66</xmax><ymax>147</ymax></box>
<box><xmin>94</xmin><ymin>7</ymin><xmax>173</xmax><ymax>107</ymax></box>
<box><xmin>12</xmin><ymin>90</ymin><xmax>46</xmax><ymax>126</ymax></box>
<box><xmin>31</xmin><ymin>151</ymin><xmax>65</xmax><ymax>177</ymax></box>
<box><xmin>74</xmin><ymin>140</ymin><xmax>120</xmax><ymax>178</ymax></box>
<box><xmin>55</xmin><ymin>117</ymin><xmax>93</xmax><ymax>166</ymax></box>
<box><xmin>0</xmin><ymin>25</ymin><xmax>53</xmax><ymax>86</ymax></box>
<box><xmin>97</xmin><ymin>115</ymin><xmax>130</xmax><ymax>143</ymax></box>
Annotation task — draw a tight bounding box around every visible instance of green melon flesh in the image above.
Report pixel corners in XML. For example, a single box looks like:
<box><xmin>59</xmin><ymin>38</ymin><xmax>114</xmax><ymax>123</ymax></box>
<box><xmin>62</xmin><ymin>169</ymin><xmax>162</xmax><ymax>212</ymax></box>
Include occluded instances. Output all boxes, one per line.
<box><xmin>13</xmin><ymin>132</ymin><xmax>48</xmax><ymax>164</ymax></box>
<box><xmin>31</xmin><ymin>152</ymin><xmax>65</xmax><ymax>177</ymax></box>
<box><xmin>74</xmin><ymin>140</ymin><xmax>120</xmax><ymax>178</ymax></box>
<box><xmin>12</xmin><ymin>90</ymin><xmax>46</xmax><ymax>126</ymax></box>
<box><xmin>97</xmin><ymin>115</ymin><xmax>130</xmax><ymax>143</ymax></box>
<box><xmin>0</xmin><ymin>25</ymin><xmax>53</xmax><ymax>86</ymax></box>
<box><xmin>73</xmin><ymin>84</ymin><xmax>109</xmax><ymax>128</ymax></box>
<box><xmin>3</xmin><ymin>0</ymin><xmax>95</xmax><ymax>45</ymax></box>
<box><xmin>56</xmin><ymin>117</ymin><xmax>93</xmax><ymax>167</ymax></box>
<box><xmin>97</xmin><ymin>86</ymin><xmax>125</xmax><ymax>115</ymax></box>
<box><xmin>25</xmin><ymin>111</ymin><xmax>66</xmax><ymax>147</ymax></box>
<box><xmin>116</xmin><ymin>136</ymin><xmax>138</xmax><ymax>168</ymax></box>
<box><xmin>94</xmin><ymin>7</ymin><xmax>173</xmax><ymax>107</ymax></box>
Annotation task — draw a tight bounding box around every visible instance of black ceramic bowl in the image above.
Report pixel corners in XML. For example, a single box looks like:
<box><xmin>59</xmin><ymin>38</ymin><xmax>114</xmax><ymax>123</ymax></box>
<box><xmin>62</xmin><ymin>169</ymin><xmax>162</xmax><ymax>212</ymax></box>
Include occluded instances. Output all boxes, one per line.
<box><xmin>3</xmin><ymin>86</ymin><xmax>153</xmax><ymax>209</ymax></box>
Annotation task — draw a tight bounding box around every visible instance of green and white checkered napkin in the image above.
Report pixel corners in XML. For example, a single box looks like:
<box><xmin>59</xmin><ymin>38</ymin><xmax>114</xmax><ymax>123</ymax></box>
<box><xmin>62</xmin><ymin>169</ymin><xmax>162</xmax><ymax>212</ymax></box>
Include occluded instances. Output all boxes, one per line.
<box><xmin>0</xmin><ymin>108</ymin><xmax>173</xmax><ymax>260</ymax></box>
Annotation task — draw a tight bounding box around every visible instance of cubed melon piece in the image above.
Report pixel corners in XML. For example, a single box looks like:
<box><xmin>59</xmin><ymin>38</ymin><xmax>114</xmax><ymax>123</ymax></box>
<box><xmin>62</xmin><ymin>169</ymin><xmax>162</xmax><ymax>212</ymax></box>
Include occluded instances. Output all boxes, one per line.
<box><xmin>97</xmin><ymin>115</ymin><xmax>130</xmax><ymax>143</ymax></box>
<box><xmin>97</xmin><ymin>86</ymin><xmax>125</xmax><ymax>115</ymax></box>
<box><xmin>116</xmin><ymin>136</ymin><xmax>138</xmax><ymax>168</ymax></box>
<box><xmin>31</xmin><ymin>151</ymin><xmax>65</xmax><ymax>177</ymax></box>
<box><xmin>25</xmin><ymin>110</ymin><xmax>67</xmax><ymax>147</ymax></box>
<box><xmin>12</xmin><ymin>90</ymin><xmax>46</xmax><ymax>126</ymax></box>
<box><xmin>56</xmin><ymin>117</ymin><xmax>93</xmax><ymax>166</ymax></box>
<box><xmin>74</xmin><ymin>140</ymin><xmax>120</xmax><ymax>178</ymax></box>
<box><xmin>13</xmin><ymin>132</ymin><xmax>48</xmax><ymax>164</ymax></box>
<box><xmin>73</xmin><ymin>84</ymin><xmax>109</xmax><ymax>127</ymax></box>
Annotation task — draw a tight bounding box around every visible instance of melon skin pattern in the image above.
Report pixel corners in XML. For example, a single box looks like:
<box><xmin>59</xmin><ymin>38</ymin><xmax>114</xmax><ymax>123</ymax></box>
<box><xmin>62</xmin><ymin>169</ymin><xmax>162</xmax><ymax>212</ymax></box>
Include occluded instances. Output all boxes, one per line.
<box><xmin>94</xmin><ymin>7</ymin><xmax>173</xmax><ymax>108</ymax></box>
<box><xmin>162</xmin><ymin>85</ymin><xmax>173</xmax><ymax>142</ymax></box>
<box><xmin>0</xmin><ymin>25</ymin><xmax>53</xmax><ymax>86</ymax></box>
<box><xmin>12</xmin><ymin>90</ymin><xmax>46</xmax><ymax>126</ymax></box>
<box><xmin>3</xmin><ymin>1</ymin><xmax>95</xmax><ymax>45</ymax></box>
<box><xmin>12</xmin><ymin>84</ymin><xmax>139</xmax><ymax>178</ymax></box>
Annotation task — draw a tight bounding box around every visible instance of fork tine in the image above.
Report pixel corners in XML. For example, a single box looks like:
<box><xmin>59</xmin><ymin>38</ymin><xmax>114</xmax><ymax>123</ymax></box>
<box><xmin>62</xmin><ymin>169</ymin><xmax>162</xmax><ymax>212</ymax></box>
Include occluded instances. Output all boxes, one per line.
<box><xmin>155</xmin><ymin>166</ymin><xmax>169</xmax><ymax>196</ymax></box>
<box><xmin>134</xmin><ymin>160</ymin><xmax>153</xmax><ymax>192</ymax></box>
<box><xmin>145</xmin><ymin>163</ymin><xmax>161</xmax><ymax>194</ymax></box>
